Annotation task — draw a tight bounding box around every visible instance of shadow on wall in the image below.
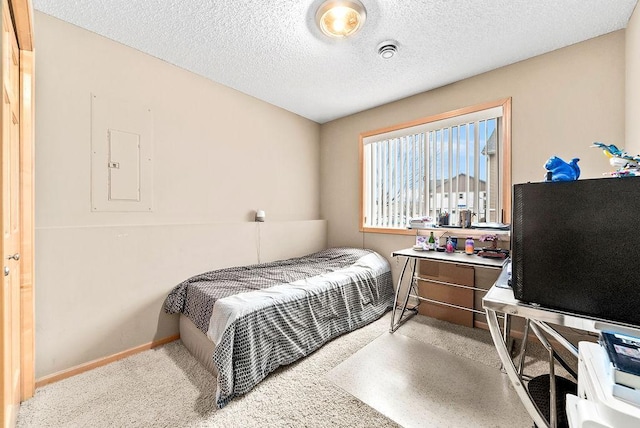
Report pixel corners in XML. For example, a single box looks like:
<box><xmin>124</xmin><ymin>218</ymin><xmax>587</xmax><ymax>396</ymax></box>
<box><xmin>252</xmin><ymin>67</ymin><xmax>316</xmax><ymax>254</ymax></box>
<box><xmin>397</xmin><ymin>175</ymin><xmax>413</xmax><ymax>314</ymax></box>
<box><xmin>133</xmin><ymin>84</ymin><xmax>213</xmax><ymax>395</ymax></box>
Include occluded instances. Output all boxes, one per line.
<box><xmin>153</xmin><ymin>297</ymin><xmax>179</xmax><ymax>343</ymax></box>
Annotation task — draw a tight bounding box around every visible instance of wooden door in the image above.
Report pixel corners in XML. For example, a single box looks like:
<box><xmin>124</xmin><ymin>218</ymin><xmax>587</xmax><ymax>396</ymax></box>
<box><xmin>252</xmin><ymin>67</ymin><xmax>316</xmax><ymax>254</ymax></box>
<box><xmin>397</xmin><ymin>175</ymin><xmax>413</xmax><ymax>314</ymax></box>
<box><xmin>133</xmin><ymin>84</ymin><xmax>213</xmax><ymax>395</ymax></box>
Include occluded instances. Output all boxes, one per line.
<box><xmin>1</xmin><ymin>0</ymin><xmax>21</xmax><ymax>425</ymax></box>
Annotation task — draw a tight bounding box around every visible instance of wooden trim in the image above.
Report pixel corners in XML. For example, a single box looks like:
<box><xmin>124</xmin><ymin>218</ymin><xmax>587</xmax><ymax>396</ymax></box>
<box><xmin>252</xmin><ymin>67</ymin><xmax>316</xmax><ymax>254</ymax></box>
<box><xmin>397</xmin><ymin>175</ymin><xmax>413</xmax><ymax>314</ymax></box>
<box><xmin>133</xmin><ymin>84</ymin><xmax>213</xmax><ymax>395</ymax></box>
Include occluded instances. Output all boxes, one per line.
<box><xmin>475</xmin><ymin>320</ymin><xmax>515</xmax><ymax>335</ymax></box>
<box><xmin>500</xmin><ymin>98</ymin><xmax>512</xmax><ymax>224</ymax></box>
<box><xmin>359</xmin><ymin>133</ymin><xmax>365</xmax><ymax>231</ymax></box>
<box><xmin>34</xmin><ymin>335</ymin><xmax>180</xmax><ymax>388</ymax></box>
<box><xmin>8</xmin><ymin>0</ymin><xmax>32</xmax><ymax>51</ymax></box>
<box><xmin>18</xmin><ymin>288</ymin><xmax>33</xmax><ymax>400</ymax></box>
<box><xmin>475</xmin><ymin>320</ymin><xmax>534</xmax><ymax>343</ymax></box>
<box><xmin>19</xmin><ymin>48</ymin><xmax>34</xmax><ymax>401</ymax></box>
<box><xmin>360</xmin><ymin>98</ymin><xmax>511</xmax><ymax>139</ymax></box>
<box><xmin>361</xmin><ymin>226</ymin><xmax>511</xmax><ymax>241</ymax></box>
<box><xmin>360</xmin><ymin>227</ymin><xmax>415</xmax><ymax>235</ymax></box>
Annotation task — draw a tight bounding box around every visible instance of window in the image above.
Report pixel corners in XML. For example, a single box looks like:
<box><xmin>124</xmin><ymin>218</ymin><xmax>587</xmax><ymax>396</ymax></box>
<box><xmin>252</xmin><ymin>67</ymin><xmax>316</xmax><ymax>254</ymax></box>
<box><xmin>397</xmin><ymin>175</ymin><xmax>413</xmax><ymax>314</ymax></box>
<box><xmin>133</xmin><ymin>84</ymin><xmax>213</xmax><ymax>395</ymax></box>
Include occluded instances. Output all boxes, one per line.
<box><xmin>360</xmin><ymin>98</ymin><xmax>511</xmax><ymax>232</ymax></box>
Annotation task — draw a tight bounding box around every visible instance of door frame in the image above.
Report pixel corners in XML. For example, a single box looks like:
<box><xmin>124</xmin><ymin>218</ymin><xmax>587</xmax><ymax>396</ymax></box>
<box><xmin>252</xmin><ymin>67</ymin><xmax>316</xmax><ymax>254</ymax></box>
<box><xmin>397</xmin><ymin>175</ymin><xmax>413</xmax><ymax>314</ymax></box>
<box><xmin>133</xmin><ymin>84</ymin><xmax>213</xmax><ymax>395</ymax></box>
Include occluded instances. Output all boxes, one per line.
<box><xmin>18</xmin><ymin>47</ymin><xmax>33</xmax><ymax>402</ymax></box>
<box><xmin>9</xmin><ymin>0</ymin><xmax>34</xmax><ymax>402</ymax></box>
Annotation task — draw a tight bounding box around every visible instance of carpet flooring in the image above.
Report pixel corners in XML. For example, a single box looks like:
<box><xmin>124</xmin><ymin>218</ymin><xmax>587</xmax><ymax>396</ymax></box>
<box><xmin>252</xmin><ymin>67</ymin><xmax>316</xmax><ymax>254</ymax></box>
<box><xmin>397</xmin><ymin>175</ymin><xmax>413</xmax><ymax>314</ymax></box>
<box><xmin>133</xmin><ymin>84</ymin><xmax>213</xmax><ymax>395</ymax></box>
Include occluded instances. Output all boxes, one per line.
<box><xmin>17</xmin><ymin>313</ymin><xmax>573</xmax><ymax>427</ymax></box>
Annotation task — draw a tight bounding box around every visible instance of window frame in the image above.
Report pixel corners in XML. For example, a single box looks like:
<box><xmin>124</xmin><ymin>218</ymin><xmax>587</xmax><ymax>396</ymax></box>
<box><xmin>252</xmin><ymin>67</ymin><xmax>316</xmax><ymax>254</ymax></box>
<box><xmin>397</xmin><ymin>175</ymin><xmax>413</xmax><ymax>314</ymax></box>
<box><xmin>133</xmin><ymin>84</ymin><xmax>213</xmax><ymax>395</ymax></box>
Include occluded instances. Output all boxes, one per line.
<box><xmin>359</xmin><ymin>98</ymin><xmax>512</xmax><ymax>235</ymax></box>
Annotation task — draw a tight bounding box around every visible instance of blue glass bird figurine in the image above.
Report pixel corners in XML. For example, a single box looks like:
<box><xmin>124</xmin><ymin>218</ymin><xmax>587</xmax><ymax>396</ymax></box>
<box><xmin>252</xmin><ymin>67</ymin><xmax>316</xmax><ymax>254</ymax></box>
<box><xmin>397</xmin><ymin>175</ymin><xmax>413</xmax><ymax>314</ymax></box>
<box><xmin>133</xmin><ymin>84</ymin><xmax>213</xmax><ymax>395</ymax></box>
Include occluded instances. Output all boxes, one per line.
<box><xmin>591</xmin><ymin>142</ymin><xmax>624</xmax><ymax>157</ymax></box>
<box><xmin>591</xmin><ymin>142</ymin><xmax>640</xmax><ymax>177</ymax></box>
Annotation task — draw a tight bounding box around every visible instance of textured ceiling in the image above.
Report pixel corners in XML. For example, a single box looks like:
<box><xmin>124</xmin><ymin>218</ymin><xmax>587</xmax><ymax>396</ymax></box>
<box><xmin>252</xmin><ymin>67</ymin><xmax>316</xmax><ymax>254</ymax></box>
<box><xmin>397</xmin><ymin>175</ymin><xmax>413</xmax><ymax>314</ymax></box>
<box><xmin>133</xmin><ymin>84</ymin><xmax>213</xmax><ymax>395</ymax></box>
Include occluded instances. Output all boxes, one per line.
<box><xmin>33</xmin><ymin>0</ymin><xmax>638</xmax><ymax>123</ymax></box>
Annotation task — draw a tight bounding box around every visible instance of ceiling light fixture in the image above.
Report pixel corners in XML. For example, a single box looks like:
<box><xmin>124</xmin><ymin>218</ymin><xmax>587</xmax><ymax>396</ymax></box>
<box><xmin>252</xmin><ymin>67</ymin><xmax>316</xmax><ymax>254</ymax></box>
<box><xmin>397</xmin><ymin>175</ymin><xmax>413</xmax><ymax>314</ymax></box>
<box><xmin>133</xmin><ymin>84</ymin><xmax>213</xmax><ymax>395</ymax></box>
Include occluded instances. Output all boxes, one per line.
<box><xmin>377</xmin><ymin>41</ymin><xmax>398</xmax><ymax>59</ymax></box>
<box><xmin>316</xmin><ymin>0</ymin><xmax>367</xmax><ymax>38</ymax></box>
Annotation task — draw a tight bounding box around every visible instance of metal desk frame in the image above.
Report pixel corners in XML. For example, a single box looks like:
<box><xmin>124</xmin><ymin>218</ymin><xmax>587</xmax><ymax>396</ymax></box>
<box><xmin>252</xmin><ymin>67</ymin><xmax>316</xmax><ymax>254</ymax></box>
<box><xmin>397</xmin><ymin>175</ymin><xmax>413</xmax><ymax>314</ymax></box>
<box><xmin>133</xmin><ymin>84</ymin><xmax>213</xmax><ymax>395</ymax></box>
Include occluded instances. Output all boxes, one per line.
<box><xmin>390</xmin><ymin>248</ymin><xmax>506</xmax><ymax>333</ymax></box>
<box><xmin>483</xmin><ymin>269</ymin><xmax>640</xmax><ymax>428</ymax></box>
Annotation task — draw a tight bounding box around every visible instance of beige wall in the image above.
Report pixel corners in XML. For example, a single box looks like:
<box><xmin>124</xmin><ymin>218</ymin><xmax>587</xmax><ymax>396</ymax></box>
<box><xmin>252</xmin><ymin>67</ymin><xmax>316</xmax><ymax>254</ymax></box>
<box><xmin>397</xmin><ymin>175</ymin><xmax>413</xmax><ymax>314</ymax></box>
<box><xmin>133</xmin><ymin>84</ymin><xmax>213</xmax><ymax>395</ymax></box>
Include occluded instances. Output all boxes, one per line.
<box><xmin>320</xmin><ymin>31</ymin><xmax>625</xmax><ymax>270</ymax></box>
<box><xmin>35</xmin><ymin>9</ymin><xmax>631</xmax><ymax>380</ymax></box>
<box><xmin>34</xmin><ymin>12</ymin><xmax>324</xmax><ymax>378</ymax></box>
<box><xmin>627</xmin><ymin>4</ymin><xmax>640</xmax><ymax>155</ymax></box>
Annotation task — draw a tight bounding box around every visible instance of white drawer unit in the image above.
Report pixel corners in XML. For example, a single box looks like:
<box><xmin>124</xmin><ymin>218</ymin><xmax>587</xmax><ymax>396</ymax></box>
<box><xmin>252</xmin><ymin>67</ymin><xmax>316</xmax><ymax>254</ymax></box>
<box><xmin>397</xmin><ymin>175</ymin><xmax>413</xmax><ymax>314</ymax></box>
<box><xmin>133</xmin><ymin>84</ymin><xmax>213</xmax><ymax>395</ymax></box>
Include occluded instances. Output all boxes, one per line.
<box><xmin>566</xmin><ymin>342</ymin><xmax>640</xmax><ymax>428</ymax></box>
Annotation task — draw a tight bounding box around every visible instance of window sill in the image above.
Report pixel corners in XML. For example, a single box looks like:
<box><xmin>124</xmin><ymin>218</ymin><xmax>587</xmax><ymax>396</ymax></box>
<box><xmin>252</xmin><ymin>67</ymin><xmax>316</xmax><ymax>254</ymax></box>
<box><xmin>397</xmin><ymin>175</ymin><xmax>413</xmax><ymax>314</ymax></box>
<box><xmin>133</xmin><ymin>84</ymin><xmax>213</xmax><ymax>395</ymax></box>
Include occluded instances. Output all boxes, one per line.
<box><xmin>360</xmin><ymin>225</ymin><xmax>510</xmax><ymax>240</ymax></box>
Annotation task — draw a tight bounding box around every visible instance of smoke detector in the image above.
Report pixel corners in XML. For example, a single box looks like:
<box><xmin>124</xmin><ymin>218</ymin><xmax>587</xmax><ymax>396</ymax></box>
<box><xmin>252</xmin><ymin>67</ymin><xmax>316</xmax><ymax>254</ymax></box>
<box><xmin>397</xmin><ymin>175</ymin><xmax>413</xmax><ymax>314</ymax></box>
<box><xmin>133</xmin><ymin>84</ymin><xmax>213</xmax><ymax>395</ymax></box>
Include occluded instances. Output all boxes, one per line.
<box><xmin>377</xmin><ymin>41</ymin><xmax>398</xmax><ymax>59</ymax></box>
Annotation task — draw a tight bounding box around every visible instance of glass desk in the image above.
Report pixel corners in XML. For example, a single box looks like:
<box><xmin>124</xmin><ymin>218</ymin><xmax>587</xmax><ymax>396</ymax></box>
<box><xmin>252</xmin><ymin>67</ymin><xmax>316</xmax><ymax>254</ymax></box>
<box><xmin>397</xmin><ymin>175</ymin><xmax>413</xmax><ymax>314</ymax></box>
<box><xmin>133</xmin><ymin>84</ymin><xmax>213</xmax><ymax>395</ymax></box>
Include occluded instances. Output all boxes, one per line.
<box><xmin>390</xmin><ymin>247</ymin><xmax>506</xmax><ymax>333</ymax></box>
<box><xmin>483</xmin><ymin>268</ymin><xmax>640</xmax><ymax>428</ymax></box>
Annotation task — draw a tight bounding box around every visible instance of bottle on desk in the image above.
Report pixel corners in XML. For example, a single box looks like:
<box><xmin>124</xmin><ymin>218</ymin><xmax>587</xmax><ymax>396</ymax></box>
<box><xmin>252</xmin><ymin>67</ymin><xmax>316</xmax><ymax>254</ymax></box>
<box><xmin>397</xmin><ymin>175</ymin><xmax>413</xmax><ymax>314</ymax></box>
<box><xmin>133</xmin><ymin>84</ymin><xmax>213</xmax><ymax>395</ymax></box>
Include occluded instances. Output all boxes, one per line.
<box><xmin>465</xmin><ymin>237</ymin><xmax>475</xmax><ymax>255</ymax></box>
<box><xmin>428</xmin><ymin>232</ymin><xmax>436</xmax><ymax>250</ymax></box>
<box><xmin>445</xmin><ymin>237</ymin><xmax>455</xmax><ymax>253</ymax></box>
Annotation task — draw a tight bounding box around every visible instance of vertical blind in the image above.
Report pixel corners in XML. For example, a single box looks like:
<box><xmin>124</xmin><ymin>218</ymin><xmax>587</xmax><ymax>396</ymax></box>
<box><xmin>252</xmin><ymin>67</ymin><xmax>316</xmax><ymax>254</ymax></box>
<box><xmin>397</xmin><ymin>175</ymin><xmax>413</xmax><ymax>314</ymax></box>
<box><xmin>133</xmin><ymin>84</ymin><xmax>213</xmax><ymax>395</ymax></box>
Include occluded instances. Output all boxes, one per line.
<box><xmin>362</xmin><ymin>105</ymin><xmax>504</xmax><ymax>229</ymax></box>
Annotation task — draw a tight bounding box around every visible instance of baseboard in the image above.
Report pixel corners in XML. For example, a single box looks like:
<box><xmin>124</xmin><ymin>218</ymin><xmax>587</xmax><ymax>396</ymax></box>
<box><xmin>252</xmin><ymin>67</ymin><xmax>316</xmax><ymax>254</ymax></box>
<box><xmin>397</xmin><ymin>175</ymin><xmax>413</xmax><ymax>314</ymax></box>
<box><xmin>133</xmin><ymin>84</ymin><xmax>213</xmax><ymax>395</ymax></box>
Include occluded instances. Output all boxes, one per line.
<box><xmin>35</xmin><ymin>334</ymin><xmax>180</xmax><ymax>389</ymax></box>
<box><xmin>474</xmin><ymin>320</ymin><xmax>488</xmax><ymax>330</ymax></box>
<box><xmin>474</xmin><ymin>320</ymin><xmax>524</xmax><ymax>338</ymax></box>
<box><xmin>475</xmin><ymin>319</ymin><xmax>561</xmax><ymax>343</ymax></box>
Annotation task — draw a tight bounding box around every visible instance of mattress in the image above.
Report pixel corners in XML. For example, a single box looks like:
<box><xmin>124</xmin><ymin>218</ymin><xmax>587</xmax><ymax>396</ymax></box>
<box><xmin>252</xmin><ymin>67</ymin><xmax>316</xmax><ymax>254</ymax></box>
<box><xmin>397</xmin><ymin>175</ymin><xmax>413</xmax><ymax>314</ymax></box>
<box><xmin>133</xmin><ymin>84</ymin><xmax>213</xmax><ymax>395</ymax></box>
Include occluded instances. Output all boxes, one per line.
<box><xmin>179</xmin><ymin>314</ymin><xmax>217</xmax><ymax>376</ymax></box>
<box><xmin>165</xmin><ymin>247</ymin><xmax>393</xmax><ymax>407</ymax></box>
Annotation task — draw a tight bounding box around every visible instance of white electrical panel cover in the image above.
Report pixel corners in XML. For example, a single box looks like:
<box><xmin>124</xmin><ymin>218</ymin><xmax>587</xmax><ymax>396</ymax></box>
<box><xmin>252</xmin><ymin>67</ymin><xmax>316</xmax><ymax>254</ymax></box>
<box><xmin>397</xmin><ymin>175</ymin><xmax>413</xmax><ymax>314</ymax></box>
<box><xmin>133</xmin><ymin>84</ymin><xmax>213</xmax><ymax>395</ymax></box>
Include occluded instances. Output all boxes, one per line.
<box><xmin>91</xmin><ymin>94</ymin><xmax>153</xmax><ymax>212</ymax></box>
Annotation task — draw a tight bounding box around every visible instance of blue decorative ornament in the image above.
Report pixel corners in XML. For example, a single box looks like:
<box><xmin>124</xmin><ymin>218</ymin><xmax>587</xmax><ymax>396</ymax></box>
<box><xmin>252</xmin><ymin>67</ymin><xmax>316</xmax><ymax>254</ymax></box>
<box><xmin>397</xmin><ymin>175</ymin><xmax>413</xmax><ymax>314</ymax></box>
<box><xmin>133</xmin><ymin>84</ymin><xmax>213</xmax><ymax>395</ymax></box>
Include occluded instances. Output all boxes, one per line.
<box><xmin>592</xmin><ymin>142</ymin><xmax>625</xmax><ymax>158</ymax></box>
<box><xmin>544</xmin><ymin>156</ymin><xmax>580</xmax><ymax>182</ymax></box>
<box><xmin>591</xmin><ymin>142</ymin><xmax>640</xmax><ymax>177</ymax></box>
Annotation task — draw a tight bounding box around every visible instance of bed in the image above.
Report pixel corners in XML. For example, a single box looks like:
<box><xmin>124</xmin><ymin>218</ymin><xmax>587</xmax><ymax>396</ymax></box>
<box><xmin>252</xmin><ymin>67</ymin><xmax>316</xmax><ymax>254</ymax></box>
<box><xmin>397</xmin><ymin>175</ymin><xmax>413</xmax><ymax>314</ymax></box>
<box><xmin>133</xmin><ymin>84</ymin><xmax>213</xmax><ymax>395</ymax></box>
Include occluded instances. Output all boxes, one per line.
<box><xmin>164</xmin><ymin>247</ymin><xmax>393</xmax><ymax>407</ymax></box>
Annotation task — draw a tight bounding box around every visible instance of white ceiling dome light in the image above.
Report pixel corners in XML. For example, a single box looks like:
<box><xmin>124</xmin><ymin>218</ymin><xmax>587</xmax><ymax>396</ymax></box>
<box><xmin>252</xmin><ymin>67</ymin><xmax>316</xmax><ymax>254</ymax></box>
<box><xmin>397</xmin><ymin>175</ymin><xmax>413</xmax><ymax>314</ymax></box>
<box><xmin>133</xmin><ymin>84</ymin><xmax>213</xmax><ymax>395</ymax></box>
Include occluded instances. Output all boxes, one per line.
<box><xmin>316</xmin><ymin>0</ymin><xmax>367</xmax><ymax>38</ymax></box>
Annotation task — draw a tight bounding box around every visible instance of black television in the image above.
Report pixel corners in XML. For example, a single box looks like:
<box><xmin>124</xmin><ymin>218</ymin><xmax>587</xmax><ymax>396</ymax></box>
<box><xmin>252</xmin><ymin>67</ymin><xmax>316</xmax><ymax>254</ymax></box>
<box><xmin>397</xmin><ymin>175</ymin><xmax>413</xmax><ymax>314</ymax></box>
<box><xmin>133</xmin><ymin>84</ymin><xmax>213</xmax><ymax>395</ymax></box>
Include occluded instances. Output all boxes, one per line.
<box><xmin>511</xmin><ymin>177</ymin><xmax>640</xmax><ymax>327</ymax></box>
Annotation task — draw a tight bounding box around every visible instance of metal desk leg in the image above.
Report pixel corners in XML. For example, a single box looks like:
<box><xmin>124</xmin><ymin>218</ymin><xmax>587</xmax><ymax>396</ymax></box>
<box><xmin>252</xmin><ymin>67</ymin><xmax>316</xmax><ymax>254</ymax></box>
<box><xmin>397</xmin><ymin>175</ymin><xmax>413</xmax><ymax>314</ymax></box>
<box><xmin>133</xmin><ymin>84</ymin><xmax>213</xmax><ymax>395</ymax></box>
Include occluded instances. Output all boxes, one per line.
<box><xmin>390</xmin><ymin>257</ymin><xmax>409</xmax><ymax>332</ymax></box>
<box><xmin>530</xmin><ymin>321</ymin><xmax>557</xmax><ymax>428</ymax></box>
<box><xmin>503</xmin><ymin>313</ymin><xmax>510</xmax><ymax>342</ymax></box>
<box><xmin>498</xmin><ymin>313</ymin><xmax>513</xmax><ymax>373</ymax></box>
<box><xmin>503</xmin><ymin>312</ymin><xmax>515</xmax><ymax>354</ymax></box>
<box><xmin>517</xmin><ymin>319</ymin><xmax>531</xmax><ymax>376</ymax></box>
<box><xmin>390</xmin><ymin>257</ymin><xmax>418</xmax><ymax>333</ymax></box>
<box><xmin>486</xmin><ymin>308</ymin><xmax>549</xmax><ymax>428</ymax></box>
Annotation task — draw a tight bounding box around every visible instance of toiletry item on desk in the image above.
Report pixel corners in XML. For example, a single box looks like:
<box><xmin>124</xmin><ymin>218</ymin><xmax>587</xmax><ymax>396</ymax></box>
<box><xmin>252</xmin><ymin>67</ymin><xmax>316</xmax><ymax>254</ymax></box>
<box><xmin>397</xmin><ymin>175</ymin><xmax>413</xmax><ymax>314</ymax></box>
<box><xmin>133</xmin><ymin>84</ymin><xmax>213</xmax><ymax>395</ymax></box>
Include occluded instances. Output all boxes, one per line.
<box><xmin>445</xmin><ymin>238</ymin><xmax>455</xmax><ymax>253</ymax></box>
<box><xmin>465</xmin><ymin>237</ymin><xmax>475</xmax><ymax>255</ymax></box>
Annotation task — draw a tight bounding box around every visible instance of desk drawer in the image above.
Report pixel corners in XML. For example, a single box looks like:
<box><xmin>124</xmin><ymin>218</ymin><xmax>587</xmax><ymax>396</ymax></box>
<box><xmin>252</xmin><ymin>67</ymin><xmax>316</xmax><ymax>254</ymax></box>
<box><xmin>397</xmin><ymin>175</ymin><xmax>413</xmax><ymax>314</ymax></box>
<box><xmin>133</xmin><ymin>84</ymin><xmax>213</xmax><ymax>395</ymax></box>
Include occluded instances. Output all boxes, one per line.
<box><xmin>419</xmin><ymin>260</ymin><xmax>474</xmax><ymax>285</ymax></box>
<box><xmin>418</xmin><ymin>260</ymin><xmax>474</xmax><ymax>327</ymax></box>
<box><xmin>417</xmin><ymin>280</ymin><xmax>473</xmax><ymax>327</ymax></box>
